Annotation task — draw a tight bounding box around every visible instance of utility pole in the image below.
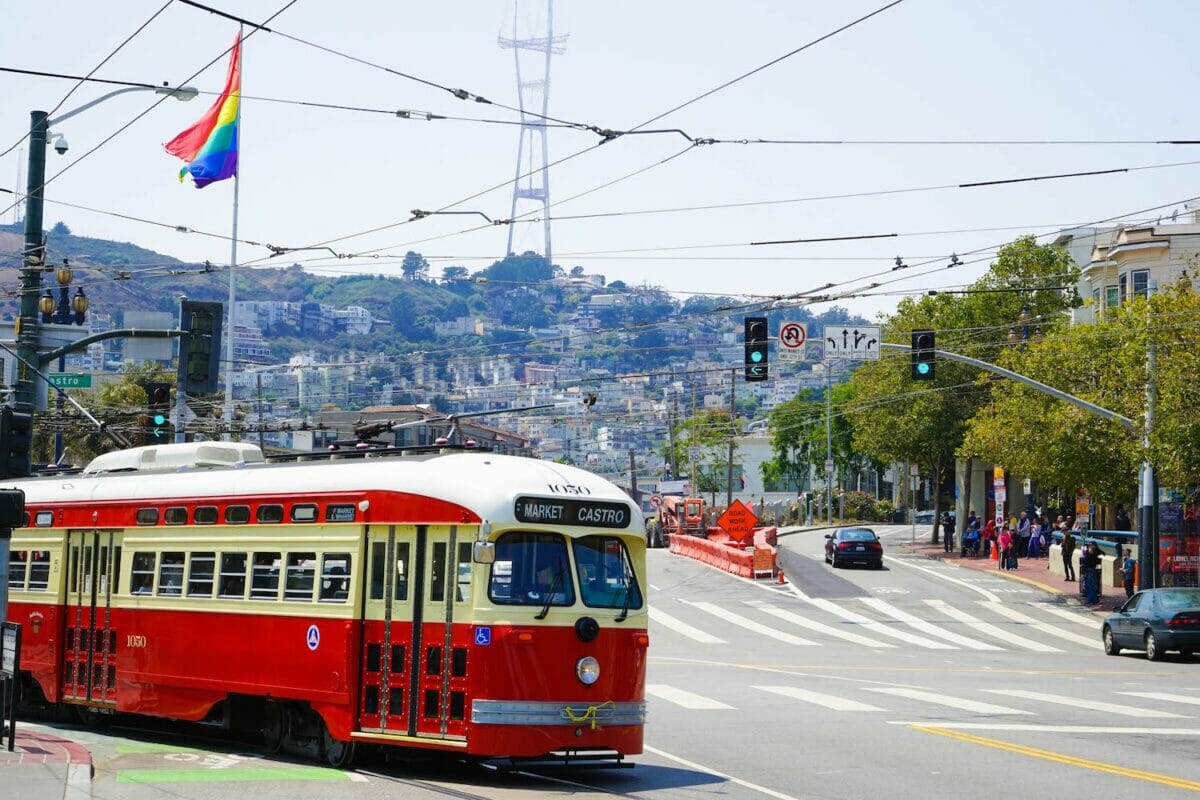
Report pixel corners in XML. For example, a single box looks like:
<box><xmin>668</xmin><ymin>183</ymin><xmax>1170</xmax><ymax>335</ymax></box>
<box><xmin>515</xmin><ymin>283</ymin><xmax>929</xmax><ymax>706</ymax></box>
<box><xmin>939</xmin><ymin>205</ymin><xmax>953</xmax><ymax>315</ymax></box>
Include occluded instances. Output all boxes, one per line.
<box><xmin>825</xmin><ymin>361</ymin><xmax>833</xmax><ymax>525</ymax></box>
<box><xmin>726</xmin><ymin>368</ymin><xmax>735</xmax><ymax>507</ymax></box>
<box><xmin>667</xmin><ymin>375</ymin><xmax>678</xmax><ymax>479</ymax></box>
<box><xmin>1139</xmin><ymin>281</ymin><xmax>1158</xmax><ymax>590</ymax></box>
<box><xmin>16</xmin><ymin>111</ymin><xmax>49</xmax><ymax>417</ymax></box>
<box><xmin>629</xmin><ymin>449</ymin><xmax>638</xmax><ymax>505</ymax></box>
<box><xmin>257</xmin><ymin>372</ymin><xmax>266</xmax><ymax>452</ymax></box>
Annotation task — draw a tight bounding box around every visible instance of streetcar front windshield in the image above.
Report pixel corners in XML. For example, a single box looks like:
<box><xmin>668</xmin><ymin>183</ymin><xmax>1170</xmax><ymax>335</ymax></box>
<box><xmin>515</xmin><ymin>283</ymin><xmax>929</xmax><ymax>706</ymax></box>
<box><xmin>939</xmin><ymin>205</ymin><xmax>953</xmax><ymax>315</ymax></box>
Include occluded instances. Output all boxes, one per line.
<box><xmin>573</xmin><ymin>536</ymin><xmax>643</xmax><ymax>610</ymax></box>
<box><xmin>488</xmin><ymin>532</ymin><xmax>575</xmax><ymax>606</ymax></box>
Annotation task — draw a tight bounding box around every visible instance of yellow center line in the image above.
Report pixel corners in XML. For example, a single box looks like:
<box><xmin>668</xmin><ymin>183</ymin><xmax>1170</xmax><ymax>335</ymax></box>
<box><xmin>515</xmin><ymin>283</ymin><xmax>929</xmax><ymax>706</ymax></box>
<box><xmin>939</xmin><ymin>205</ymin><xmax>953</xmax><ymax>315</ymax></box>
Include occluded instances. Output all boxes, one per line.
<box><xmin>911</xmin><ymin>725</ymin><xmax>1200</xmax><ymax>792</ymax></box>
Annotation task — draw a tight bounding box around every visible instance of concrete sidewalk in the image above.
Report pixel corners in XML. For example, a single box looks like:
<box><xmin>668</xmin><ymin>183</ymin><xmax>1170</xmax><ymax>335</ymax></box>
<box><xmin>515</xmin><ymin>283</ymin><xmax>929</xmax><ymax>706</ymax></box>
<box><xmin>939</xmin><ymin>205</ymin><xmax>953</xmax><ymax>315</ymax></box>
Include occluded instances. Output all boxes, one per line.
<box><xmin>901</xmin><ymin>536</ymin><xmax>1129</xmax><ymax>614</ymax></box>
<box><xmin>0</xmin><ymin>724</ymin><xmax>92</xmax><ymax>799</ymax></box>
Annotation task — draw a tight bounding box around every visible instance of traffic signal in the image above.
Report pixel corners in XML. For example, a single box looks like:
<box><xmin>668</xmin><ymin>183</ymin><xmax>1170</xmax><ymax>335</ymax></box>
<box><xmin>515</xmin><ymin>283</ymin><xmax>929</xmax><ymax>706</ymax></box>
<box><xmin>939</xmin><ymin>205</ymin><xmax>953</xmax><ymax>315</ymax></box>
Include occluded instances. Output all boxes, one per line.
<box><xmin>911</xmin><ymin>329</ymin><xmax>936</xmax><ymax>381</ymax></box>
<box><xmin>145</xmin><ymin>381</ymin><xmax>171</xmax><ymax>444</ymax></box>
<box><xmin>0</xmin><ymin>406</ymin><xmax>33</xmax><ymax>478</ymax></box>
<box><xmin>180</xmin><ymin>300</ymin><xmax>223</xmax><ymax>394</ymax></box>
<box><xmin>744</xmin><ymin>316</ymin><xmax>769</xmax><ymax>382</ymax></box>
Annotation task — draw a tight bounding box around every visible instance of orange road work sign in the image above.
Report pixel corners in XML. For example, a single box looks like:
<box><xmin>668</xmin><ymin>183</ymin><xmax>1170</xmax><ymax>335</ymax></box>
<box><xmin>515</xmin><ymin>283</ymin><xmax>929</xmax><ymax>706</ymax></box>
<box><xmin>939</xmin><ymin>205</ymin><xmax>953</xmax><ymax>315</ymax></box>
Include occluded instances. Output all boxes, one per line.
<box><xmin>717</xmin><ymin>499</ymin><xmax>758</xmax><ymax>543</ymax></box>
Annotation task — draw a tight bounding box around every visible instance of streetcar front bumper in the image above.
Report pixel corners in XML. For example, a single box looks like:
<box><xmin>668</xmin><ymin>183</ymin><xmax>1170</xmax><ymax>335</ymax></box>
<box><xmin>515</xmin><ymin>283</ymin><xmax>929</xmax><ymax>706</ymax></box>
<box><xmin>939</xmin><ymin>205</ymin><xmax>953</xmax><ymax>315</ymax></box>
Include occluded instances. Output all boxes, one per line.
<box><xmin>471</xmin><ymin>699</ymin><xmax>646</xmax><ymax>726</ymax></box>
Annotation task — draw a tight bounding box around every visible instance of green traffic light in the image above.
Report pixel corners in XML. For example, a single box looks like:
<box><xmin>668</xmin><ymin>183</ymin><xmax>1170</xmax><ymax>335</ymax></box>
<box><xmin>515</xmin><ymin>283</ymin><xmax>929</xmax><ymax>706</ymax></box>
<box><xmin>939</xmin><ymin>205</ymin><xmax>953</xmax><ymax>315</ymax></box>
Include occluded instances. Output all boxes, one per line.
<box><xmin>153</xmin><ymin>414</ymin><xmax>166</xmax><ymax>425</ymax></box>
<box><xmin>750</xmin><ymin>351</ymin><xmax>764</xmax><ymax>363</ymax></box>
<box><xmin>916</xmin><ymin>362</ymin><xmax>931</xmax><ymax>375</ymax></box>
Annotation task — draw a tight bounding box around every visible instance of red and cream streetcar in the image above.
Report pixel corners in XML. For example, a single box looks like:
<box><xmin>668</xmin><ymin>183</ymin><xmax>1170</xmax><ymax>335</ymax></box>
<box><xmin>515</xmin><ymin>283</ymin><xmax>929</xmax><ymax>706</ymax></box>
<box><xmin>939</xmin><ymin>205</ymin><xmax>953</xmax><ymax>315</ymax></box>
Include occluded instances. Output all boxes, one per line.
<box><xmin>5</xmin><ymin>441</ymin><xmax>647</xmax><ymax>765</ymax></box>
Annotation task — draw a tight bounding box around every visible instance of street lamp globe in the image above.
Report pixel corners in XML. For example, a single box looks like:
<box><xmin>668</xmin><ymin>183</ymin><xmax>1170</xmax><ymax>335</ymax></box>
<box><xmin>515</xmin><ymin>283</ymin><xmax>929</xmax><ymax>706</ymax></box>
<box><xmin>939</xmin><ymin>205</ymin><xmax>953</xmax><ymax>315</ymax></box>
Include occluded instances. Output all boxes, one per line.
<box><xmin>56</xmin><ymin>263</ymin><xmax>72</xmax><ymax>287</ymax></box>
<box><xmin>38</xmin><ymin>291</ymin><xmax>55</xmax><ymax>318</ymax></box>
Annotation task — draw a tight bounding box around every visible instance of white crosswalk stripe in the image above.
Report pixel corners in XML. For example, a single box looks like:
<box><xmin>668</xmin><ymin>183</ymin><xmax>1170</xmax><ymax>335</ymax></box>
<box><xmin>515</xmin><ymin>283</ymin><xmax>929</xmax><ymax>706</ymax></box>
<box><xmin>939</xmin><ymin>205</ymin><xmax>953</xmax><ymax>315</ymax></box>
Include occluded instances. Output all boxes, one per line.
<box><xmin>755</xmin><ymin>685</ymin><xmax>884</xmax><ymax>712</ymax></box>
<box><xmin>859</xmin><ymin>597</ymin><xmax>1001</xmax><ymax>651</ymax></box>
<box><xmin>1027</xmin><ymin>602</ymin><xmax>1103</xmax><ymax>628</ymax></box>
<box><xmin>983</xmin><ymin>689</ymin><xmax>1190</xmax><ymax>719</ymax></box>
<box><xmin>979</xmin><ymin>601</ymin><xmax>1102</xmax><ymax>649</ymax></box>
<box><xmin>747</xmin><ymin>600</ymin><xmax>896</xmax><ymax>648</ymax></box>
<box><xmin>646</xmin><ymin>685</ymin><xmax>734</xmax><ymax>710</ymax></box>
<box><xmin>923</xmin><ymin>599</ymin><xmax>1061</xmax><ymax>652</ymax></box>
<box><xmin>685</xmin><ymin>600</ymin><xmax>820</xmax><ymax>646</ymax></box>
<box><xmin>803</xmin><ymin>596</ymin><xmax>956</xmax><ymax>649</ymax></box>
<box><xmin>1118</xmin><ymin>692</ymin><xmax>1200</xmax><ymax>707</ymax></box>
<box><xmin>865</xmin><ymin>687</ymin><xmax>1032</xmax><ymax>715</ymax></box>
<box><xmin>649</xmin><ymin>607</ymin><xmax>726</xmax><ymax>644</ymax></box>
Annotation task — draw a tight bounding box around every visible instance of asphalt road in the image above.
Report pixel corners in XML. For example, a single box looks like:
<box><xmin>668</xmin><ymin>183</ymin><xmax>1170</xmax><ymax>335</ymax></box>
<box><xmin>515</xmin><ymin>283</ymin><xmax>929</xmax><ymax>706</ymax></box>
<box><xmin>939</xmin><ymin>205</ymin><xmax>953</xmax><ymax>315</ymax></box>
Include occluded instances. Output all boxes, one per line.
<box><xmin>24</xmin><ymin>524</ymin><xmax>1200</xmax><ymax>799</ymax></box>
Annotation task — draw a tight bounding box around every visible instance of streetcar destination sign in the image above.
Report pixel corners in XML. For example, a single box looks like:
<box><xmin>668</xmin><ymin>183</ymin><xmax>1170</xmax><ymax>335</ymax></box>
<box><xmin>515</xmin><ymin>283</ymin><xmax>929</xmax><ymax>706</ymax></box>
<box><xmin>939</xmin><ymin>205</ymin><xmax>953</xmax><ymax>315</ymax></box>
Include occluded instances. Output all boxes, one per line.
<box><xmin>514</xmin><ymin>496</ymin><xmax>631</xmax><ymax>529</ymax></box>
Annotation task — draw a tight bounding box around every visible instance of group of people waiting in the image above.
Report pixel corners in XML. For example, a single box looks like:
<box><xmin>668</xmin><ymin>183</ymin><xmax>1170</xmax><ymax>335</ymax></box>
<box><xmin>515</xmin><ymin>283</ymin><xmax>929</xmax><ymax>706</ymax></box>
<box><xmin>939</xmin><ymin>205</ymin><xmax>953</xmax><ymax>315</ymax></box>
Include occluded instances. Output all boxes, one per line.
<box><xmin>943</xmin><ymin>510</ymin><xmax>1071</xmax><ymax>563</ymax></box>
<box><xmin>939</xmin><ymin>508</ymin><xmax>1138</xmax><ymax>606</ymax></box>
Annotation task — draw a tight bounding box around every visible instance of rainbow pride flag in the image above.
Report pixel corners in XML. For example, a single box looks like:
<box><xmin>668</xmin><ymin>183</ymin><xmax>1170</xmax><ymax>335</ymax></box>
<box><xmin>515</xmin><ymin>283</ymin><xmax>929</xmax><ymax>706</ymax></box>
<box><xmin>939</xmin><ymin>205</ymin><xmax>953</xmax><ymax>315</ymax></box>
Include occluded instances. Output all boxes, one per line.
<box><xmin>165</xmin><ymin>32</ymin><xmax>240</xmax><ymax>188</ymax></box>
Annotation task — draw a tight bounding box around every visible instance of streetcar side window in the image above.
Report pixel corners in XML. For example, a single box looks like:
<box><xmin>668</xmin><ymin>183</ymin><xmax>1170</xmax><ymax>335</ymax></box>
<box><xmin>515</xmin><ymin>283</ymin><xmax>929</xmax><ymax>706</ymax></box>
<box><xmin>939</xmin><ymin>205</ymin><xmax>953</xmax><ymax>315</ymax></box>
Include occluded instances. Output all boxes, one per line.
<box><xmin>573</xmin><ymin>536</ymin><xmax>643</xmax><ymax>611</ymax></box>
<box><xmin>291</xmin><ymin>504</ymin><xmax>318</xmax><ymax>523</ymax></box>
<box><xmin>256</xmin><ymin>504</ymin><xmax>284</xmax><ymax>524</ymax></box>
<box><xmin>394</xmin><ymin>542</ymin><xmax>410</xmax><ymax>601</ymax></box>
<box><xmin>131</xmin><ymin>552</ymin><xmax>156</xmax><ymax>594</ymax></box>
<box><xmin>28</xmin><ymin>551</ymin><xmax>50</xmax><ymax>591</ymax></box>
<box><xmin>194</xmin><ymin>506</ymin><xmax>219</xmax><ymax>525</ymax></box>
<box><xmin>158</xmin><ymin>552</ymin><xmax>185</xmax><ymax>596</ymax></box>
<box><xmin>187</xmin><ymin>552</ymin><xmax>216</xmax><ymax>597</ymax></box>
<box><xmin>224</xmin><ymin>505</ymin><xmax>251</xmax><ymax>525</ymax></box>
<box><xmin>135</xmin><ymin>508</ymin><xmax>159</xmax><ymax>526</ymax></box>
<box><xmin>368</xmin><ymin>542</ymin><xmax>408</xmax><ymax>600</ymax></box>
<box><xmin>430</xmin><ymin>542</ymin><xmax>447</xmax><ymax>602</ymax></box>
<box><xmin>284</xmin><ymin>552</ymin><xmax>316</xmax><ymax>601</ymax></box>
<box><xmin>488</xmin><ymin>532</ymin><xmax>574</xmax><ymax>607</ymax></box>
<box><xmin>218</xmin><ymin>553</ymin><xmax>247</xmax><ymax>598</ymax></box>
<box><xmin>319</xmin><ymin>553</ymin><xmax>351</xmax><ymax>602</ymax></box>
<box><xmin>7</xmin><ymin>550</ymin><xmax>27</xmax><ymax>590</ymax></box>
<box><xmin>250</xmin><ymin>552</ymin><xmax>281</xmax><ymax>600</ymax></box>
<box><xmin>164</xmin><ymin>507</ymin><xmax>188</xmax><ymax>525</ymax></box>
<box><xmin>455</xmin><ymin>541</ymin><xmax>472</xmax><ymax>603</ymax></box>
<box><xmin>369</xmin><ymin>542</ymin><xmax>385</xmax><ymax>600</ymax></box>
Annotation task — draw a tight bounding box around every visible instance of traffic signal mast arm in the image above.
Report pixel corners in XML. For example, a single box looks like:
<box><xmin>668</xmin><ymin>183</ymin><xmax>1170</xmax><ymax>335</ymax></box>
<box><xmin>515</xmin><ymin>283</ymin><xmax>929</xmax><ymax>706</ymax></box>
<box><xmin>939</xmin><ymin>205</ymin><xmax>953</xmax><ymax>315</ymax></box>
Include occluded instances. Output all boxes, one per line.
<box><xmin>881</xmin><ymin>341</ymin><xmax>1135</xmax><ymax>431</ymax></box>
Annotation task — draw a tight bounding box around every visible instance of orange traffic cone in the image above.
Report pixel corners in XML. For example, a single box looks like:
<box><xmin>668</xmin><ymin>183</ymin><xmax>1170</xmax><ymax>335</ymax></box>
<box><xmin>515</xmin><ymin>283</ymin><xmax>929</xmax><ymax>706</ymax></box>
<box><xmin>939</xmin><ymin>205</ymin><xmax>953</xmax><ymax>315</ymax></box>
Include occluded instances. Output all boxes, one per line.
<box><xmin>777</xmin><ymin>569</ymin><xmax>786</xmax><ymax>585</ymax></box>
<box><xmin>991</xmin><ymin>541</ymin><xmax>999</xmax><ymax>562</ymax></box>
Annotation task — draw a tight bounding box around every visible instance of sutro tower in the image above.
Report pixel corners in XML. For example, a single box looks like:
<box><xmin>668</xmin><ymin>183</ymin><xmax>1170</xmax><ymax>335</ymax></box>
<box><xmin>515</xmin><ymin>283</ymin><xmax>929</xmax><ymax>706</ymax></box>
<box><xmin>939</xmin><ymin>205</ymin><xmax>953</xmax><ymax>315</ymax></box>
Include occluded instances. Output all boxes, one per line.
<box><xmin>498</xmin><ymin>0</ymin><xmax>567</xmax><ymax>265</ymax></box>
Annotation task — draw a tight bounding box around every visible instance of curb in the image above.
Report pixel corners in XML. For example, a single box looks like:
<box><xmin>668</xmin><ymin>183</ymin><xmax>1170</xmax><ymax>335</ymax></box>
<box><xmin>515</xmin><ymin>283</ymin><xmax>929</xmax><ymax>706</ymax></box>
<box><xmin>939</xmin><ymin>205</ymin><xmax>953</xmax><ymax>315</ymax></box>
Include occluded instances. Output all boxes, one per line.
<box><xmin>902</xmin><ymin>544</ymin><xmax>1124</xmax><ymax>615</ymax></box>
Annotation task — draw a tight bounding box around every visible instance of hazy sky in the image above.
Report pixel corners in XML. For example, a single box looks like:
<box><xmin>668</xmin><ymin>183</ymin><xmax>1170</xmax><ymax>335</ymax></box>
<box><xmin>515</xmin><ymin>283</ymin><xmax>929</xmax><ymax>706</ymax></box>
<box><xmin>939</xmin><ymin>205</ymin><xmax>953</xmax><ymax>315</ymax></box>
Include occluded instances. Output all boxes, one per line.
<box><xmin>4</xmin><ymin>1</ymin><xmax>1200</xmax><ymax>320</ymax></box>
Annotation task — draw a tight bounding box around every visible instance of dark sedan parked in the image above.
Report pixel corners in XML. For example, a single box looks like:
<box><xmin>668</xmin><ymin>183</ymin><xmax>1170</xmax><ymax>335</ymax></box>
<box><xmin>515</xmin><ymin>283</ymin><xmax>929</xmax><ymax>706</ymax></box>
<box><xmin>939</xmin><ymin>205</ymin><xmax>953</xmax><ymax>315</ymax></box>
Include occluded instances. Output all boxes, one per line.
<box><xmin>824</xmin><ymin>527</ymin><xmax>883</xmax><ymax>569</ymax></box>
<box><xmin>1102</xmin><ymin>588</ymin><xmax>1200</xmax><ymax>660</ymax></box>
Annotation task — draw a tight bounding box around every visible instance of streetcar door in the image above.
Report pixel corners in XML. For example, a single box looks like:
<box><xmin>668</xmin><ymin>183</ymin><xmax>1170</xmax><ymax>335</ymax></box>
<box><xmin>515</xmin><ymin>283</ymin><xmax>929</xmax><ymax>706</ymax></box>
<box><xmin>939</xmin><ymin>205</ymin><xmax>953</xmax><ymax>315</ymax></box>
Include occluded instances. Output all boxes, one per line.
<box><xmin>358</xmin><ymin>525</ymin><xmax>416</xmax><ymax>734</ymax></box>
<box><xmin>62</xmin><ymin>529</ymin><xmax>122</xmax><ymax>706</ymax></box>
<box><xmin>411</xmin><ymin>525</ymin><xmax>473</xmax><ymax>740</ymax></box>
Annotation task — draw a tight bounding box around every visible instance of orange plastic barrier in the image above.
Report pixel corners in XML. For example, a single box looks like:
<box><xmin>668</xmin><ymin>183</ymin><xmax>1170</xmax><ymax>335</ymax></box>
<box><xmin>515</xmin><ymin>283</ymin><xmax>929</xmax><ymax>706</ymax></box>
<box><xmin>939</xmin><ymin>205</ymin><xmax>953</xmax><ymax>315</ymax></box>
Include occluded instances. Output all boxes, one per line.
<box><xmin>667</xmin><ymin>533</ymin><xmax>775</xmax><ymax>579</ymax></box>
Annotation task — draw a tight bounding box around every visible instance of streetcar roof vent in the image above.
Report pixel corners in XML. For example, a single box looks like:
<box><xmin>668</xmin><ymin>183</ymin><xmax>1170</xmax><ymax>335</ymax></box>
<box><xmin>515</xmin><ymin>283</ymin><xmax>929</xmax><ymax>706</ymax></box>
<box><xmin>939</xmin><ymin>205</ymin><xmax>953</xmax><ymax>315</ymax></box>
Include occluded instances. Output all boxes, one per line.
<box><xmin>83</xmin><ymin>442</ymin><xmax>266</xmax><ymax>475</ymax></box>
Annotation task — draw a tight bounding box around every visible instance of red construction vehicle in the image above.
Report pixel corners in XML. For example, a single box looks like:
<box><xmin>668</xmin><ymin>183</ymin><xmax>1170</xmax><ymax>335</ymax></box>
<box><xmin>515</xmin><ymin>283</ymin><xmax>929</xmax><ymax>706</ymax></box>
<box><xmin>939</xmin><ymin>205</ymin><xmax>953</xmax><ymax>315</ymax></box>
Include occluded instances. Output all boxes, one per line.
<box><xmin>658</xmin><ymin>495</ymin><xmax>706</xmax><ymax>545</ymax></box>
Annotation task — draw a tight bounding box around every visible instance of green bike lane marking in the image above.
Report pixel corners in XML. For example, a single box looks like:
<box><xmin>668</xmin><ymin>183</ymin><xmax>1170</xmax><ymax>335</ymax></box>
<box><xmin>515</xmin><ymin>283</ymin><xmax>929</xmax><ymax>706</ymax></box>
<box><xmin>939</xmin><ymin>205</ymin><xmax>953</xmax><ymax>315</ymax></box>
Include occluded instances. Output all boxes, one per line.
<box><xmin>117</xmin><ymin>766</ymin><xmax>353</xmax><ymax>783</ymax></box>
<box><xmin>112</xmin><ymin>743</ymin><xmax>357</xmax><ymax>783</ymax></box>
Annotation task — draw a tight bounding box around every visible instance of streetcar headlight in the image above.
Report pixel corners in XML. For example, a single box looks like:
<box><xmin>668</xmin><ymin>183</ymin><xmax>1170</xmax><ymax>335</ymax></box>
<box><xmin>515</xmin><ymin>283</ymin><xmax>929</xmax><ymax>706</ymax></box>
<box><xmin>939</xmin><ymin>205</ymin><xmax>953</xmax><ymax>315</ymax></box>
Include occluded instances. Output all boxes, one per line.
<box><xmin>575</xmin><ymin>656</ymin><xmax>600</xmax><ymax>685</ymax></box>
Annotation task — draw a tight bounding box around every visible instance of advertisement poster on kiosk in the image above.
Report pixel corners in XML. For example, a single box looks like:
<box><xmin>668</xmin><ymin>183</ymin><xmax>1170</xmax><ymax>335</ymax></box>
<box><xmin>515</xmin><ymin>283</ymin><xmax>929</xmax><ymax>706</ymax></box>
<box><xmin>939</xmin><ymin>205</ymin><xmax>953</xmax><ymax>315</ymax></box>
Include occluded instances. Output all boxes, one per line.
<box><xmin>1158</xmin><ymin>486</ymin><xmax>1200</xmax><ymax>587</ymax></box>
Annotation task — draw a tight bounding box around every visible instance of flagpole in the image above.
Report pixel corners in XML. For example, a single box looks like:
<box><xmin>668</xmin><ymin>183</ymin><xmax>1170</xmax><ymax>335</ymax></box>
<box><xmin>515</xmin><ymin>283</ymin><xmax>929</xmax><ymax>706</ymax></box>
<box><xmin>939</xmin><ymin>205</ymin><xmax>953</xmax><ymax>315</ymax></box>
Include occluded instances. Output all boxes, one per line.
<box><xmin>223</xmin><ymin>24</ymin><xmax>243</xmax><ymax>441</ymax></box>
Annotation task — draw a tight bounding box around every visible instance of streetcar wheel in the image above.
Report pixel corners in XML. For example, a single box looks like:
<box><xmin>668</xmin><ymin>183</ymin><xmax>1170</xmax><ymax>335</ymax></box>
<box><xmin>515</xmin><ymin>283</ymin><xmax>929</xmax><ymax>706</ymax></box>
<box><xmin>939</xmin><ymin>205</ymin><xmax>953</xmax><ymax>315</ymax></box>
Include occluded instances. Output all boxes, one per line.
<box><xmin>321</xmin><ymin>725</ymin><xmax>355</xmax><ymax>768</ymax></box>
<box><xmin>1145</xmin><ymin>630</ymin><xmax>1163</xmax><ymax>662</ymax></box>
<box><xmin>1102</xmin><ymin>626</ymin><xmax>1120</xmax><ymax>656</ymax></box>
<box><xmin>74</xmin><ymin>705</ymin><xmax>113</xmax><ymax>728</ymax></box>
<box><xmin>262</xmin><ymin>702</ymin><xmax>287</xmax><ymax>753</ymax></box>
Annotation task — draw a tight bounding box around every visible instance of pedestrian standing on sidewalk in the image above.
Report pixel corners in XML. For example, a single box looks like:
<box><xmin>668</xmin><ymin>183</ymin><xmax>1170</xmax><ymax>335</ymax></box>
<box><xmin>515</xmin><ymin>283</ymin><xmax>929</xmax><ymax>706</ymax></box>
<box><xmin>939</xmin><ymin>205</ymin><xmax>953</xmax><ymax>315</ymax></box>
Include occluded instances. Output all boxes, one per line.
<box><xmin>998</xmin><ymin>526</ymin><xmax>1013</xmax><ymax>570</ymax></box>
<box><xmin>982</xmin><ymin>517</ymin><xmax>996</xmax><ymax>558</ymax></box>
<box><xmin>1081</xmin><ymin>542</ymin><xmax>1101</xmax><ymax>604</ymax></box>
<box><xmin>1026</xmin><ymin>517</ymin><xmax>1041</xmax><ymax>559</ymax></box>
<box><xmin>1062</xmin><ymin>525</ymin><xmax>1077</xmax><ymax>581</ymax></box>
<box><xmin>1122</xmin><ymin>548</ymin><xmax>1136</xmax><ymax>597</ymax></box>
<box><xmin>1016</xmin><ymin>512</ymin><xmax>1030</xmax><ymax>561</ymax></box>
<box><xmin>942</xmin><ymin>512</ymin><xmax>955</xmax><ymax>554</ymax></box>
